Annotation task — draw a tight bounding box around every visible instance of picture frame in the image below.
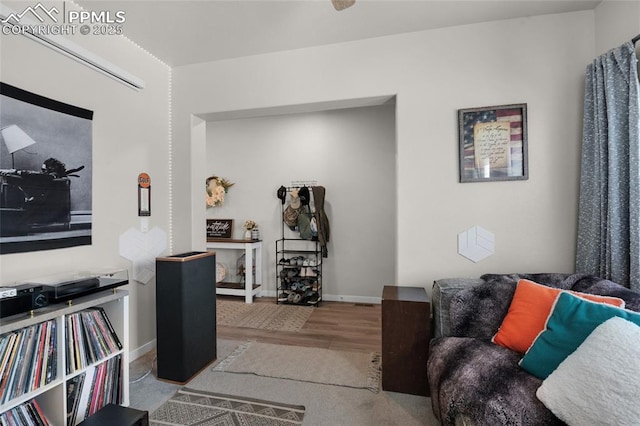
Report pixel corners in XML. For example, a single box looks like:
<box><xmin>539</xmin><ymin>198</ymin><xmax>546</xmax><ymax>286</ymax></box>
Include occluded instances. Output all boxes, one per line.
<box><xmin>0</xmin><ymin>82</ymin><xmax>93</xmax><ymax>254</ymax></box>
<box><xmin>458</xmin><ymin>103</ymin><xmax>528</xmax><ymax>183</ymax></box>
<box><xmin>206</xmin><ymin>219</ymin><xmax>233</xmax><ymax>239</ymax></box>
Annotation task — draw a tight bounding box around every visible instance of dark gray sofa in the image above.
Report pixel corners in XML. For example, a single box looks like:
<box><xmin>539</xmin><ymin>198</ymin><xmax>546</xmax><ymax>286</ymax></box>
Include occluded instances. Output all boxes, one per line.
<box><xmin>427</xmin><ymin>273</ymin><xmax>640</xmax><ymax>426</ymax></box>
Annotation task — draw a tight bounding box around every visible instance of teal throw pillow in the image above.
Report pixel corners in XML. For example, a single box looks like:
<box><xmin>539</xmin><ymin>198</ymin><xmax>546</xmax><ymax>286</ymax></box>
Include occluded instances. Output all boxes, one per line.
<box><xmin>519</xmin><ymin>292</ymin><xmax>640</xmax><ymax>379</ymax></box>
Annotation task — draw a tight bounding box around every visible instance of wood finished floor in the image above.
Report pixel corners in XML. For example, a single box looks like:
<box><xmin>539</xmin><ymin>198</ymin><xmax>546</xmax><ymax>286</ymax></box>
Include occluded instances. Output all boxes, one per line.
<box><xmin>129</xmin><ymin>297</ymin><xmax>381</xmax><ymax>383</ymax></box>
<box><xmin>216</xmin><ymin>296</ymin><xmax>382</xmax><ymax>353</ymax></box>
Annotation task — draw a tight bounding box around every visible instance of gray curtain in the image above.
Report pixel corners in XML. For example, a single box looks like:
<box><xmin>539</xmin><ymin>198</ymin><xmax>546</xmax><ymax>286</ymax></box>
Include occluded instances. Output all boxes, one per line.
<box><xmin>576</xmin><ymin>42</ymin><xmax>640</xmax><ymax>290</ymax></box>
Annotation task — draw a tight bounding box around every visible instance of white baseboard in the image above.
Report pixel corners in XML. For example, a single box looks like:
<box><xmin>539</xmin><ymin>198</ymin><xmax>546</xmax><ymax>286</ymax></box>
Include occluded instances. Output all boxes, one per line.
<box><xmin>129</xmin><ymin>338</ymin><xmax>156</xmax><ymax>361</ymax></box>
<box><xmin>259</xmin><ymin>290</ymin><xmax>380</xmax><ymax>305</ymax></box>
<box><xmin>322</xmin><ymin>294</ymin><xmax>381</xmax><ymax>304</ymax></box>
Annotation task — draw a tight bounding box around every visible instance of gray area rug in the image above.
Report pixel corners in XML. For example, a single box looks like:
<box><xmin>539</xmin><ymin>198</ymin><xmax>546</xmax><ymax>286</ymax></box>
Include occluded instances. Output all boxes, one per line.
<box><xmin>134</xmin><ymin>339</ymin><xmax>438</xmax><ymax>425</ymax></box>
<box><xmin>217</xmin><ymin>300</ymin><xmax>313</xmax><ymax>332</ymax></box>
<box><xmin>213</xmin><ymin>341</ymin><xmax>381</xmax><ymax>392</ymax></box>
<box><xmin>149</xmin><ymin>387</ymin><xmax>305</xmax><ymax>426</ymax></box>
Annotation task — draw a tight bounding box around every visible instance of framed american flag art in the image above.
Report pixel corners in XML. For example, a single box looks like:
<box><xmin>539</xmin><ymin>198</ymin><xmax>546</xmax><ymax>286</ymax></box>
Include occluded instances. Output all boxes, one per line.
<box><xmin>458</xmin><ymin>103</ymin><xmax>528</xmax><ymax>183</ymax></box>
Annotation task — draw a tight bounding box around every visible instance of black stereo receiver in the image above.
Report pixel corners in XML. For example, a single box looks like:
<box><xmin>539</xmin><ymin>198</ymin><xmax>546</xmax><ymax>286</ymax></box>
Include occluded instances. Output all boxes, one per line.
<box><xmin>0</xmin><ymin>284</ymin><xmax>49</xmax><ymax>318</ymax></box>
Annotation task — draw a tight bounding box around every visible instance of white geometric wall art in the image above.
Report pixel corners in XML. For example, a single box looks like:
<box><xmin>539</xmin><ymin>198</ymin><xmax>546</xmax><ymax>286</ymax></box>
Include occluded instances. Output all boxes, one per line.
<box><xmin>119</xmin><ymin>227</ymin><xmax>167</xmax><ymax>283</ymax></box>
<box><xmin>458</xmin><ymin>226</ymin><xmax>495</xmax><ymax>263</ymax></box>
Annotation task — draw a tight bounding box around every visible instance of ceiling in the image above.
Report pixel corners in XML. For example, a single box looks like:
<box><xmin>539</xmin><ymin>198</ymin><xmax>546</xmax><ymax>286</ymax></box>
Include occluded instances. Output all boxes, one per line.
<box><xmin>74</xmin><ymin>0</ymin><xmax>601</xmax><ymax>67</ymax></box>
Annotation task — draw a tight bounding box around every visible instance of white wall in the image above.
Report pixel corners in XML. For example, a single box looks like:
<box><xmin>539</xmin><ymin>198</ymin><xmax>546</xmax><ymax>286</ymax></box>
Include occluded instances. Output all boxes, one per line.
<box><xmin>205</xmin><ymin>105</ymin><xmax>396</xmax><ymax>300</ymax></box>
<box><xmin>595</xmin><ymin>0</ymin><xmax>640</xmax><ymax>56</ymax></box>
<box><xmin>173</xmin><ymin>11</ymin><xmax>596</xmax><ymax>299</ymax></box>
<box><xmin>0</xmin><ymin>24</ymin><xmax>171</xmax><ymax>354</ymax></box>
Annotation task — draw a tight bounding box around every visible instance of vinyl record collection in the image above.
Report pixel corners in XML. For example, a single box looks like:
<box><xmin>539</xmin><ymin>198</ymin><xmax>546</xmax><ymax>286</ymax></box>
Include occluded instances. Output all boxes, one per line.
<box><xmin>0</xmin><ymin>320</ymin><xmax>57</xmax><ymax>404</ymax></box>
<box><xmin>65</xmin><ymin>308</ymin><xmax>122</xmax><ymax>374</ymax></box>
<box><xmin>0</xmin><ymin>306</ymin><xmax>124</xmax><ymax>425</ymax></box>
<box><xmin>0</xmin><ymin>399</ymin><xmax>50</xmax><ymax>426</ymax></box>
<box><xmin>64</xmin><ymin>308</ymin><xmax>123</xmax><ymax>425</ymax></box>
<box><xmin>65</xmin><ymin>355</ymin><xmax>123</xmax><ymax>426</ymax></box>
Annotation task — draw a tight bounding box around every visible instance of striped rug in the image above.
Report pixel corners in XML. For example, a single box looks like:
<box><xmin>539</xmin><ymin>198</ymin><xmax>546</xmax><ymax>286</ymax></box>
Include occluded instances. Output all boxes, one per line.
<box><xmin>216</xmin><ymin>300</ymin><xmax>313</xmax><ymax>332</ymax></box>
<box><xmin>149</xmin><ymin>388</ymin><xmax>305</xmax><ymax>426</ymax></box>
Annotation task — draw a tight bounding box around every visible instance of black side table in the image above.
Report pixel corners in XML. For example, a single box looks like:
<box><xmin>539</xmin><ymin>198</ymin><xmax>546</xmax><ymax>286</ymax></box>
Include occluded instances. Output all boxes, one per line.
<box><xmin>78</xmin><ymin>404</ymin><xmax>149</xmax><ymax>426</ymax></box>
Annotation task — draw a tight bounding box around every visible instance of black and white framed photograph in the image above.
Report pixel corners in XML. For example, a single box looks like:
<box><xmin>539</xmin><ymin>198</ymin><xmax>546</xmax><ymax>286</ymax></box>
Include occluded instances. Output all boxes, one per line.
<box><xmin>458</xmin><ymin>103</ymin><xmax>528</xmax><ymax>183</ymax></box>
<box><xmin>0</xmin><ymin>82</ymin><xmax>93</xmax><ymax>254</ymax></box>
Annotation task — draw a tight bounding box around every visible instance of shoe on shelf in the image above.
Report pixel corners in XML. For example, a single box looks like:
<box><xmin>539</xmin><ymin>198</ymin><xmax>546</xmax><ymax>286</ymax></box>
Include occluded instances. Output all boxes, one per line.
<box><xmin>280</xmin><ymin>281</ymin><xmax>291</xmax><ymax>290</ymax></box>
<box><xmin>308</xmin><ymin>259</ymin><xmax>317</xmax><ymax>267</ymax></box>
<box><xmin>277</xmin><ymin>293</ymin><xmax>288</xmax><ymax>301</ymax></box>
<box><xmin>305</xmin><ymin>267</ymin><xmax>316</xmax><ymax>277</ymax></box>
<box><xmin>300</xmin><ymin>289</ymin><xmax>314</xmax><ymax>304</ymax></box>
<box><xmin>307</xmin><ymin>292</ymin><xmax>321</xmax><ymax>305</ymax></box>
<box><xmin>292</xmin><ymin>292</ymin><xmax>303</xmax><ymax>304</ymax></box>
<box><xmin>304</xmin><ymin>277</ymin><xmax>319</xmax><ymax>286</ymax></box>
<box><xmin>302</xmin><ymin>259</ymin><xmax>310</xmax><ymax>267</ymax></box>
<box><xmin>278</xmin><ymin>258</ymin><xmax>290</xmax><ymax>265</ymax></box>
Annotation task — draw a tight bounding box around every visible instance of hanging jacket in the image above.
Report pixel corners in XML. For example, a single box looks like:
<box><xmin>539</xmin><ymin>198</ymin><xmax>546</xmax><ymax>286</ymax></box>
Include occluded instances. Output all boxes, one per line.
<box><xmin>312</xmin><ymin>186</ymin><xmax>330</xmax><ymax>257</ymax></box>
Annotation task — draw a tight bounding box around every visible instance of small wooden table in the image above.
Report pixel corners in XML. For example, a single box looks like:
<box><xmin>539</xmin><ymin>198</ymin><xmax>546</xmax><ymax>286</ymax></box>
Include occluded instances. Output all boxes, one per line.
<box><xmin>381</xmin><ymin>285</ymin><xmax>430</xmax><ymax>396</ymax></box>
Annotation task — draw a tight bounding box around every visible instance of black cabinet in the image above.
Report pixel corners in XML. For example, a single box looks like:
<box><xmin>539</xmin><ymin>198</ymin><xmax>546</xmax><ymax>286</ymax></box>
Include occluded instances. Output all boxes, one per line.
<box><xmin>155</xmin><ymin>251</ymin><xmax>217</xmax><ymax>383</ymax></box>
<box><xmin>78</xmin><ymin>404</ymin><xmax>148</xmax><ymax>426</ymax></box>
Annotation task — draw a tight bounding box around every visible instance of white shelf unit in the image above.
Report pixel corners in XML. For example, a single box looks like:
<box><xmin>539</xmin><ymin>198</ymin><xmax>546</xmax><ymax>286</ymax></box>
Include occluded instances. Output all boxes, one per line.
<box><xmin>206</xmin><ymin>239</ymin><xmax>262</xmax><ymax>303</ymax></box>
<box><xmin>0</xmin><ymin>289</ymin><xmax>129</xmax><ymax>425</ymax></box>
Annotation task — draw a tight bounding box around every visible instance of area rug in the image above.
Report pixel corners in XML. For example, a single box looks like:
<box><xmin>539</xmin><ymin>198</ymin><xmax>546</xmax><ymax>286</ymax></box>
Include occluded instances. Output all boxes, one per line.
<box><xmin>213</xmin><ymin>341</ymin><xmax>381</xmax><ymax>392</ymax></box>
<box><xmin>149</xmin><ymin>387</ymin><xmax>305</xmax><ymax>425</ymax></box>
<box><xmin>217</xmin><ymin>300</ymin><xmax>313</xmax><ymax>332</ymax></box>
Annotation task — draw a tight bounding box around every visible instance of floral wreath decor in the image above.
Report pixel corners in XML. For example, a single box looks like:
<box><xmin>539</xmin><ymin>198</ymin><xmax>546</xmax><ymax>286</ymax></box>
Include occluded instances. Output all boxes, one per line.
<box><xmin>206</xmin><ymin>176</ymin><xmax>234</xmax><ymax>207</ymax></box>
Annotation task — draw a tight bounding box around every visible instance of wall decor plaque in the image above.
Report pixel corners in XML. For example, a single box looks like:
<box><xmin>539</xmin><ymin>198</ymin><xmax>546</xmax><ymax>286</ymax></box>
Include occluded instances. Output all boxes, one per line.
<box><xmin>458</xmin><ymin>103</ymin><xmax>528</xmax><ymax>183</ymax></box>
<box><xmin>206</xmin><ymin>219</ymin><xmax>233</xmax><ymax>239</ymax></box>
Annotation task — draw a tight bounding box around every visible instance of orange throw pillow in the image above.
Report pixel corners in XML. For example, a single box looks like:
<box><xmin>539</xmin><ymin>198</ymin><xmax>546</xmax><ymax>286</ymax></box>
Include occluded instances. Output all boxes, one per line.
<box><xmin>492</xmin><ymin>279</ymin><xmax>625</xmax><ymax>353</ymax></box>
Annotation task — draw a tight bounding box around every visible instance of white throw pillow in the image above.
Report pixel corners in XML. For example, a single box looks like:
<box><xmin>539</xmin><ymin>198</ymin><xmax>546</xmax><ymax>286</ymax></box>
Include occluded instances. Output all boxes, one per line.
<box><xmin>536</xmin><ymin>317</ymin><xmax>640</xmax><ymax>426</ymax></box>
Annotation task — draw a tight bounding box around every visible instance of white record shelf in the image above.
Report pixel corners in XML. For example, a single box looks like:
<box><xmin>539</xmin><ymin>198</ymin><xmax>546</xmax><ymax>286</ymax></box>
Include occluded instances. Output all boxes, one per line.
<box><xmin>0</xmin><ymin>289</ymin><xmax>129</xmax><ymax>425</ymax></box>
